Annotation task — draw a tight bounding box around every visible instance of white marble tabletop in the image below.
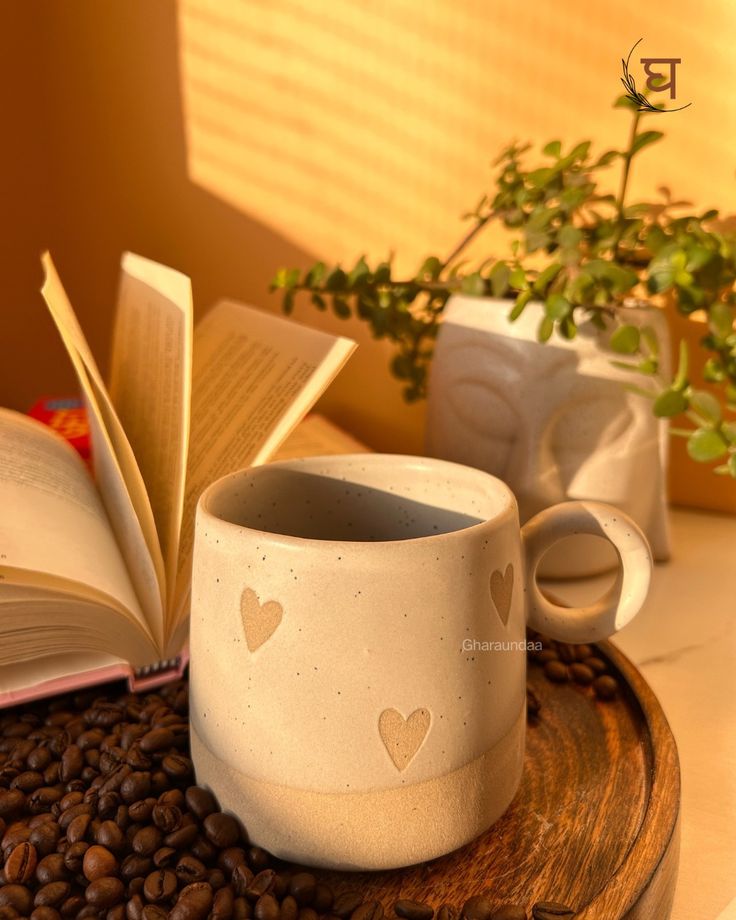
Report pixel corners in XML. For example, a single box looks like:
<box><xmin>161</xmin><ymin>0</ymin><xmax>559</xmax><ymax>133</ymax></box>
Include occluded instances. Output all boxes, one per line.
<box><xmin>543</xmin><ymin>507</ymin><xmax>736</xmax><ymax>920</ymax></box>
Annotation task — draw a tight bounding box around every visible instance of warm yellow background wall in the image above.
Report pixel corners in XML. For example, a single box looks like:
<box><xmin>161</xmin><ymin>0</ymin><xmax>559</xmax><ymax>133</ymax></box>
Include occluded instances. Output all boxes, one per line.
<box><xmin>2</xmin><ymin>0</ymin><xmax>735</xmax><ymax>459</ymax></box>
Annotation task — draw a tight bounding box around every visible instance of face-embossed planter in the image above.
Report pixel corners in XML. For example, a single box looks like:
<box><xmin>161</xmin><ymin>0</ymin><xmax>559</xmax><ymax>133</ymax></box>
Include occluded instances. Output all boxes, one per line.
<box><xmin>189</xmin><ymin>455</ymin><xmax>652</xmax><ymax>870</ymax></box>
<box><xmin>426</xmin><ymin>296</ymin><xmax>671</xmax><ymax>578</ymax></box>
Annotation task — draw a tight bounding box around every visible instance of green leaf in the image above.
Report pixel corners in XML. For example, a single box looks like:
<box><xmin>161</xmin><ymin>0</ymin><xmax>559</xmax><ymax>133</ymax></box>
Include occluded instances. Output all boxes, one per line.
<box><xmin>610</xmin><ymin>324</ymin><xmax>641</xmax><ymax>355</ymax></box>
<box><xmin>374</xmin><ymin>262</ymin><xmax>391</xmax><ymax>284</ymax></box>
<box><xmin>347</xmin><ymin>256</ymin><xmax>370</xmax><ymax>287</ymax></box>
<box><xmin>332</xmin><ymin>294</ymin><xmax>351</xmax><ymax>318</ymax></box>
<box><xmin>543</xmin><ymin>140</ymin><xmax>561</xmax><ymax>158</ymax></box>
<box><xmin>631</xmin><ymin>131</ymin><xmax>664</xmax><ymax>155</ymax></box>
<box><xmin>538</xmin><ymin>315</ymin><xmax>555</xmax><ymax>343</ymax></box>
<box><xmin>688</xmin><ymin>390</ymin><xmax>722</xmax><ymax>424</ymax></box>
<box><xmin>569</xmin><ymin>141</ymin><xmax>591</xmax><ymax>161</ymax></box>
<box><xmin>709</xmin><ymin>301</ymin><xmax>735</xmax><ymax>340</ymax></box>
<box><xmin>640</xmin><ymin>326</ymin><xmax>660</xmax><ymax>357</ymax></box>
<box><xmin>614</xmin><ymin>93</ymin><xmax>639</xmax><ymax>110</ymax></box>
<box><xmin>304</xmin><ymin>262</ymin><xmax>326</xmax><ymax>287</ymax></box>
<box><xmin>560</xmin><ymin>316</ymin><xmax>578</xmax><ymax>340</ymax></box>
<box><xmin>325</xmin><ymin>267</ymin><xmax>347</xmax><ymax>291</ymax></box>
<box><xmin>417</xmin><ymin>256</ymin><xmax>442</xmax><ymax>281</ymax></box>
<box><xmin>532</xmin><ymin>262</ymin><xmax>562</xmax><ymax>294</ymax></box>
<box><xmin>687</xmin><ymin>428</ymin><xmax>729</xmax><ymax>462</ymax></box>
<box><xmin>653</xmin><ymin>389</ymin><xmax>688</xmax><ymax>417</ymax></box>
<box><xmin>558</xmin><ymin>225</ymin><xmax>583</xmax><ymax>249</ymax></box>
<box><xmin>271</xmin><ymin>266</ymin><xmax>300</xmax><ymax>290</ymax></box>
<box><xmin>703</xmin><ymin>357</ymin><xmax>726</xmax><ymax>383</ymax></box>
<box><xmin>508</xmin><ymin>290</ymin><xmax>533</xmax><ymax>321</ymax></box>
<box><xmin>311</xmin><ymin>292</ymin><xmax>327</xmax><ymax>311</ymax></box>
<box><xmin>489</xmin><ymin>261</ymin><xmax>511</xmax><ymax>298</ymax></box>
<box><xmin>460</xmin><ymin>272</ymin><xmax>486</xmax><ymax>296</ymax></box>
<box><xmin>528</xmin><ymin>167</ymin><xmax>555</xmax><ymax>188</ymax></box>
<box><xmin>595</xmin><ymin>149</ymin><xmax>620</xmax><ymax>167</ymax></box>
<box><xmin>283</xmin><ymin>290</ymin><xmax>295</xmax><ymax>315</ymax></box>
<box><xmin>509</xmin><ymin>266</ymin><xmax>529</xmax><ymax>291</ymax></box>
<box><xmin>545</xmin><ymin>293</ymin><xmax>571</xmax><ymax>321</ymax></box>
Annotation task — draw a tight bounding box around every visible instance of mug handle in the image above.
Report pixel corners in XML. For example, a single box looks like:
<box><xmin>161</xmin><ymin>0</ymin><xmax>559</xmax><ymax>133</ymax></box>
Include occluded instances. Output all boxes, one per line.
<box><xmin>521</xmin><ymin>500</ymin><xmax>653</xmax><ymax>644</ymax></box>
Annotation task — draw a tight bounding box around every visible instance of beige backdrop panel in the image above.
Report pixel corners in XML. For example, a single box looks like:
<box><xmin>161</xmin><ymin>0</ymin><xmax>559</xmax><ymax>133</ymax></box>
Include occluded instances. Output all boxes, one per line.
<box><xmin>1</xmin><ymin>1</ymin><xmax>734</xmax><ymax>475</ymax></box>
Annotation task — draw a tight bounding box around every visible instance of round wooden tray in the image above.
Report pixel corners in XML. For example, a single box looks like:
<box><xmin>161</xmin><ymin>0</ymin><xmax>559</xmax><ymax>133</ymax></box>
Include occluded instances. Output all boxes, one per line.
<box><xmin>316</xmin><ymin>641</ymin><xmax>681</xmax><ymax>919</ymax></box>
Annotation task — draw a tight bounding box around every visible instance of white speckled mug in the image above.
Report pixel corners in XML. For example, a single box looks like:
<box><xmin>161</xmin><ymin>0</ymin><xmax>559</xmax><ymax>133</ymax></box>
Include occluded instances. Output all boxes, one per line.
<box><xmin>189</xmin><ymin>455</ymin><xmax>651</xmax><ymax>870</ymax></box>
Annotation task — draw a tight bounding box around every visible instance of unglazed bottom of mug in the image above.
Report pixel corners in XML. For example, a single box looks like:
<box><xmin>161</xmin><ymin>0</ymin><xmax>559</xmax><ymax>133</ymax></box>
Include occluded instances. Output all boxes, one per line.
<box><xmin>190</xmin><ymin>707</ymin><xmax>526</xmax><ymax>871</ymax></box>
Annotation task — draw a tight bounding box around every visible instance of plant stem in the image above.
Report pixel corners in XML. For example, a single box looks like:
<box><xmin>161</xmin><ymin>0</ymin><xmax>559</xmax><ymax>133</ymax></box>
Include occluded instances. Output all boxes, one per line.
<box><xmin>441</xmin><ymin>213</ymin><xmax>494</xmax><ymax>269</ymax></box>
<box><xmin>612</xmin><ymin>106</ymin><xmax>642</xmax><ymax>258</ymax></box>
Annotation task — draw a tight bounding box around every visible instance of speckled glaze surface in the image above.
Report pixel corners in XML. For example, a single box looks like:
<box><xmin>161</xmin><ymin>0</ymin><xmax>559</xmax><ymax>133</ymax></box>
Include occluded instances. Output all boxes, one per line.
<box><xmin>189</xmin><ymin>455</ymin><xmax>652</xmax><ymax>869</ymax></box>
<box><xmin>426</xmin><ymin>296</ymin><xmax>671</xmax><ymax>577</ymax></box>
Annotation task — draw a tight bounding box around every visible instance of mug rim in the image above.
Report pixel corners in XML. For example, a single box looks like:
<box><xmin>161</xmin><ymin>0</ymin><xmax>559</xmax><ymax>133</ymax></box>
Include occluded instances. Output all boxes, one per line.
<box><xmin>197</xmin><ymin>453</ymin><xmax>518</xmax><ymax>549</ymax></box>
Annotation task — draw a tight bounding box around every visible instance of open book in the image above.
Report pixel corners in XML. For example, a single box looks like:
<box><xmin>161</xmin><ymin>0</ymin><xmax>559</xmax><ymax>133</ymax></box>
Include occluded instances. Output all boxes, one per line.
<box><xmin>0</xmin><ymin>253</ymin><xmax>356</xmax><ymax>704</ymax></box>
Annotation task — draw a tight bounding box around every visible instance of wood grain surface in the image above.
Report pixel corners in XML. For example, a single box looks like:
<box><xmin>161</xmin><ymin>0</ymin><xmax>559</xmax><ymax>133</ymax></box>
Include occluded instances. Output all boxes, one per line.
<box><xmin>315</xmin><ymin>641</ymin><xmax>681</xmax><ymax>919</ymax></box>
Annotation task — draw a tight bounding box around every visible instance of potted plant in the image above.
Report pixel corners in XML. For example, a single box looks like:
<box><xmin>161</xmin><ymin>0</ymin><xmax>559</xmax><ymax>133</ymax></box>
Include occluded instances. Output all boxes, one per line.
<box><xmin>272</xmin><ymin>95</ymin><xmax>736</xmax><ymax>570</ymax></box>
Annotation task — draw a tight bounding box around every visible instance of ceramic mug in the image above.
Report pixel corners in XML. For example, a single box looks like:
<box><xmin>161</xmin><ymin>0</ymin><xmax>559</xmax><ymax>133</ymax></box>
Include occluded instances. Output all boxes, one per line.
<box><xmin>189</xmin><ymin>454</ymin><xmax>652</xmax><ymax>871</ymax></box>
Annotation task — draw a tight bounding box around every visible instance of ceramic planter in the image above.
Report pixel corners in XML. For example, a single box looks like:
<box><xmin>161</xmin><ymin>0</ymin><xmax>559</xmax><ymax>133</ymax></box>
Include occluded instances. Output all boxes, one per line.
<box><xmin>425</xmin><ymin>296</ymin><xmax>671</xmax><ymax>578</ymax></box>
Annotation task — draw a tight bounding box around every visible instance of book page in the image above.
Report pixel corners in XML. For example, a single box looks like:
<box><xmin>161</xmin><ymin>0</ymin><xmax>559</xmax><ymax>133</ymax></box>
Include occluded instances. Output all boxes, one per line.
<box><xmin>0</xmin><ymin>411</ymin><xmax>149</xmax><ymax>636</ymax></box>
<box><xmin>271</xmin><ymin>414</ymin><xmax>370</xmax><ymax>461</ymax></box>
<box><xmin>172</xmin><ymin>301</ymin><xmax>356</xmax><ymax>625</ymax></box>
<box><xmin>40</xmin><ymin>254</ymin><xmax>166</xmax><ymax>648</ymax></box>
<box><xmin>108</xmin><ymin>253</ymin><xmax>192</xmax><ymax>627</ymax></box>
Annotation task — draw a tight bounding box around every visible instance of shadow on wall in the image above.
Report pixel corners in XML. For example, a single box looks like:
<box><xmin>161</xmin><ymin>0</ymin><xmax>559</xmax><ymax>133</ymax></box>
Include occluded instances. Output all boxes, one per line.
<box><xmin>1</xmin><ymin>0</ymin><xmax>424</xmax><ymax>452</ymax></box>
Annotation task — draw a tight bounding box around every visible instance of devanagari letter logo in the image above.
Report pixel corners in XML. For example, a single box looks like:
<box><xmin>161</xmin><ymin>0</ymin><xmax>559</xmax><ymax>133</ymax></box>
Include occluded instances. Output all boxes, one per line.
<box><xmin>640</xmin><ymin>56</ymin><xmax>680</xmax><ymax>99</ymax></box>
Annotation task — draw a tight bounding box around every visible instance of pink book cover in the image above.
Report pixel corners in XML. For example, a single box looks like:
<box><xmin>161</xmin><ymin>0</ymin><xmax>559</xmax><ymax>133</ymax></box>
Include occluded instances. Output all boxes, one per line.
<box><xmin>0</xmin><ymin>648</ymin><xmax>189</xmax><ymax>709</ymax></box>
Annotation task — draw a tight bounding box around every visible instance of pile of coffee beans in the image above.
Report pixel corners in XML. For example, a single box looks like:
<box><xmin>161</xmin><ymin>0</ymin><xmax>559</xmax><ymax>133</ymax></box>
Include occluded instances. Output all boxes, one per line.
<box><xmin>526</xmin><ymin>632</ymin><xmax>620</xmax><ymax>701</ymax></box>
<box><xmin>0</xmin><ymin>677</ymin><xmax>580</xmax><ymax>919</ymax></box>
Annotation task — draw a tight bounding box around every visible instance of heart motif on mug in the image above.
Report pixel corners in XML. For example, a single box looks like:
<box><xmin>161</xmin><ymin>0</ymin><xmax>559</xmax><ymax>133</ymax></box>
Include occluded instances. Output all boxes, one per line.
<box><xmin>490</xmin><ymin>563</ymin><xmax>514</xmax><ymax>626</ymax></box>
<box><xmin>240</xmin><ymin>588</ymin><xmax>283</xmax><ymax>652</ymax></box>
<box><xmin>378</xmin><ymin>707</ymin><xmax>431</xmax><ymax>771</ymax></box>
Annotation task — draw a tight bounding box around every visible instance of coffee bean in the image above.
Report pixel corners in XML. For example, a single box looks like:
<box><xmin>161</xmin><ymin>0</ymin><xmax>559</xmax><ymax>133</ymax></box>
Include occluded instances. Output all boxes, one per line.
<box><xmin>490</xmin><ymin>908</ymin><xmax>527</xmax><ymax>920</ymax></box>
<box><xmin>231</xmin><ymin>862</ymin><xmax>255</xmax><ymax>897</ymax></box>
<box><xmin>462</xmin><ymin>897</ymin><xmax>493</xmax><ymax>920</ymax></box>
<box><xmin>162</xmin><ymin>754</ymin><xmax>192</xmax><ymax>778</ymax></box>
<box><xmin>11</xmin><ymin>770</ymin><xmax>44</xmax><ymax>793</ymax></box>
<box><xmin>185</xmin><ymin>786</ymin><xmax>217</xmax><ymax>820</ymax></box>
<box><xmin>30</xmin><ymin>907</ymin><xmax>62</xmax><ymax>920</ymax></box>
<box><xmin>245</xmin><ymin>869</ymin><xmax>276</xmax><ymax>900</ymax></box>
<box><xmin>139</xmin><ymin>728</ymin><xmax>175</xmax><ymax>754</ymax></box>
<box><xmin>0</xmin><ymin>789</ymin><xmax>25</xmax><ymax>819</ymax></box>
<box><xmin>128</xmin><ymin>797</ymin><xmax>156</xmax><ymax>823</ymax></box>
<box><xmin>537</xmin><ymin>650</ymin><xmax>558</xmax><ymax>664</ymax></box>
<box><xmin>584</xmin><ymin>656</ymin><xmax>607</xmax><ymax>674</ymax></box>
<box><xmin>62</xmin><ymin>840</ymin><xmax>88</xmax><ymax>873</ymax></box>
<box><xmin>289</xmin><ymin>872</ymin><xmax>317</xmax><ymax>906</ymax></box>
<box><xmin>177</xmin><ymin>853</ymin><xmax>208</xmax><ymax>885</ymax></box>
<box><xmin>120</xmin><ymin>771</ymin><xmax>151</xmax><ymax>804</ymax></box>
<box><xmin>29</xmin><ymin>821</ymin><xmax>60</xmax><ymax>857</ymax></box>
<box><xmin>34</xmin><ymin>881</ymin><xmax>71</xmax><ymax>908</ymax></box>
<box><xmin>593</xmin><ymin>675</ymin><xmax>618</xmax><ymax>701</ymax></box>
<box><xmin>213</xmin><ymin>885</ymin><xmax>235</xmax><ymax>920</ymax></box>
<box><xmin>35</xmin><ymin>852</ymin><xmax>67</xmax><ymax>884</ymax></box>
<box><xmin>5</xmin><ymin>841</ymin><xmax>38</xmax><ymax>883</ymax></box>
<box><xmin>132</xmin><ymin>825</ymin><xmax>162</xmax><ymax>856</ymax></box>
<box><xmin>352</xmin><ymin>902</ymin><xmax>383</xmax><ymax>920</ymax></box>
<box><xmin>59</xmin><ymin>746</ymin><xmax>83</xmax><ymax>783</ymax></box>
<box><xmin>143</xmin><ymin>906</ymin><xmax>169</xmax><ymax>920</ymax></box>
<box><xmin>313</xmin><ymin>883</ymin><xmax>334</xmax><ymax>913</ymax></box>
<box><xmin>531</xmin><ymin>904</ymin><xmax>574</xmax><ymax>920</ymax></box>
<box><xmin>246</xmin><ymin>846</ymin><xmax>270</xmax><ymax>872</ymax></box>
<box><xmin>152</xmin><ymin>802</ymin><xmax>181</xmax><ymax>833</ymax></box>
<box><xmin>82</xmin><ymin>844</ymin><xmax>117</xmax><ymax>881</ymax></box>
<box><xmin>395</xmin><ymin>901</ymin><xmax>434</xmax><ymax>920</ymax></box>
<box><xmin>143</xmin><ymin>868</ymin><xmax>178</xmax><ymax>903</ymax></box>
<box><xmin>204</xmin><ymin>812</ymin><xmax>241</xmax><ymax>848</ymax></box>
<box><xmin>255</xmin><ymin>894</ymin><xmax>281</xmax><ymax>920</ymax></box>
<box><xmin>281</xmin><ymin>894</ymin><xmax>299</xmax><ymax>920</ymax></box>
<box><xmin>165</xmin><ymin>821</ymin><xmax>198</xmax><ymax>849</ymax></box>
<box><xmin>0</xmin><ymin>884</ymin><xmax>34</xmax><ymax>914</ymax></box>
<box><xmin>333</xmin><ymin>892</ymin><xmax>364</xmax><ymax>919</ymax></box>
<box><xmin>526</xmin><ymin>685</ymin><xmax>541</xmax><ymax>718</ymax></box>
<box><xmin>66</xmin><ymin>811</ymin><xmax>91</xmax><ymax>844</ymax></box>
<box><xmin>544</xmin><ymin>661</ymin><xmax>568</xmax><ymax>683</ymax></box>
<box><xmin>171</xmin><ymin>882</ymin><xmax>214</xmax><ymax>920</ymax></box>
<box><xmin>85</xmin><ymin>876</ymin><xmax>124</xmax><ymax>909</ymax></box>
<box><xmin>96</xmin><ymin>819</ymin><xmax>126</xmax><ymax>853</ymax></box>
<box><xmin>153</xmin><ymin>844</ymin><xmax>177</xmax><ymax>868</ymax></box>
<box><xmin>569</xmin><ymin>663</ymin><xmax>594</xmax><ymax>686</ymax></box>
